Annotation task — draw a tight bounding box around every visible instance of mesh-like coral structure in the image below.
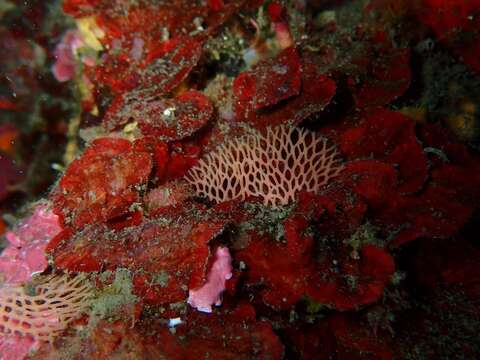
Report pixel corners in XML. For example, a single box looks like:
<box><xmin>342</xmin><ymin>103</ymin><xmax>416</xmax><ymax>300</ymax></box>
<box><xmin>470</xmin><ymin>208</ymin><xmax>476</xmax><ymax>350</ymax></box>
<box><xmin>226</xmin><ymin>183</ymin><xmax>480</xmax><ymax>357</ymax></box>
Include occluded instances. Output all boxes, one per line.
<box><xmin>187</xmin><ymin>125</ymin><xmax>343</xmax><ymax>207</ymax></box>
<box><xmin>0</xmin><ymin>274</ymin><xmax>93</xmax><ymax>342</ymax></box>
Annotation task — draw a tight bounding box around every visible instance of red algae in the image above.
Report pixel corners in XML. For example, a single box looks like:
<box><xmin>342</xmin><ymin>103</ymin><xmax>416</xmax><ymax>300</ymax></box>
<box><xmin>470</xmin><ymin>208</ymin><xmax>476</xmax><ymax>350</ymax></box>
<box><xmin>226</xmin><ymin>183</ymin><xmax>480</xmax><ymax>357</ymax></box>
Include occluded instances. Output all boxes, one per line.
<box><xmin>1</xmin><ymin>0</ymin><xmax>480</xmax><ymax>359</ymax></box>
<box><xmin>51</xmin><ymin>138</ymin><xmax>153</xmax><ymax>229</ymax></box>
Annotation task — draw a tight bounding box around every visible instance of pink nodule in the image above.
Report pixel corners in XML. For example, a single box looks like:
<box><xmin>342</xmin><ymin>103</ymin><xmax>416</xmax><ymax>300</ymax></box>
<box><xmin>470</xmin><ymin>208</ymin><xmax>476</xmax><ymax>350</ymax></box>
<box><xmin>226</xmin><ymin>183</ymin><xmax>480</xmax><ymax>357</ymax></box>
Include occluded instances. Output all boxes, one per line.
<box><xmin>188</xmin><ymin>247</ymin><xmax>233</xmax><ymax>313</ymax></box>
<box><xmin>51</xmin><ymin>30</ymin><xmax>84</xmax><ymax>82</ymax></box>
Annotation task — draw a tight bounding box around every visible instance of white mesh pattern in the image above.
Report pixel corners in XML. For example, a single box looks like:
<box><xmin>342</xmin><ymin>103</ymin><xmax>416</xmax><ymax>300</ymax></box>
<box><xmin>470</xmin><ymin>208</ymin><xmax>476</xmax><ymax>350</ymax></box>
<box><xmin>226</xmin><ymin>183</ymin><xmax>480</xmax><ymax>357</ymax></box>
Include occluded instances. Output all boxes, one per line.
<box><xmin>0</xmin><ymin>274</ymin><xmax>93</xmax><ymax>342</ymax></box>
<box><xmin>187</xmin><ymin>125</ymin><xmax>344</xmax><ymax>207</ymax></box>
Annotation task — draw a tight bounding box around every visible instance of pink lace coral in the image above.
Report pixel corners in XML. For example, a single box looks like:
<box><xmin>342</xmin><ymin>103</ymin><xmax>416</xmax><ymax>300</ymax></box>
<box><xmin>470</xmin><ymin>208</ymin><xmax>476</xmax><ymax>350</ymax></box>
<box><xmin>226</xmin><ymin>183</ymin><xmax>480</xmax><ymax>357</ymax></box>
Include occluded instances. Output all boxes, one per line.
<box><xmin>187</xmin><ymin>125</ymin><xmax>343</xmax><ymax>206</ymax></box>
<box><xmin>0</xmin><ymin>273</ymin><xmax>93</xmax><ymax>343</ymax></box>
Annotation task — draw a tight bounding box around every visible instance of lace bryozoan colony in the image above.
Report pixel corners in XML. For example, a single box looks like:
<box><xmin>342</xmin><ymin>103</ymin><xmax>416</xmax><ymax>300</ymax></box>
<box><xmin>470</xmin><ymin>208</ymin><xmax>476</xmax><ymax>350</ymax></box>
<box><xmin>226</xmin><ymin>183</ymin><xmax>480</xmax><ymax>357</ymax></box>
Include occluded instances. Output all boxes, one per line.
<box><xmin>0</xmin><ymin>274</ymin><xmax>93</xmax><ymax>342</ymax></box>
<box><xmin>187</xmin><ymin>125</ymin><xmax>344</xmax><ymax>207</ymax></box>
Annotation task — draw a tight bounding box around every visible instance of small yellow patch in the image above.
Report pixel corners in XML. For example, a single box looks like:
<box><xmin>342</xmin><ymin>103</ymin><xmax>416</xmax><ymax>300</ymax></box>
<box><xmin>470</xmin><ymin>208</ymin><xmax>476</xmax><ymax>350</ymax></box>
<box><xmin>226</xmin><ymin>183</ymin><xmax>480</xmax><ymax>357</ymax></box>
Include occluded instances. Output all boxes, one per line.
<box><xmin>76</xmin><ymin>17</ymin><xmax>105</xmax><ymax>52</ymax></box>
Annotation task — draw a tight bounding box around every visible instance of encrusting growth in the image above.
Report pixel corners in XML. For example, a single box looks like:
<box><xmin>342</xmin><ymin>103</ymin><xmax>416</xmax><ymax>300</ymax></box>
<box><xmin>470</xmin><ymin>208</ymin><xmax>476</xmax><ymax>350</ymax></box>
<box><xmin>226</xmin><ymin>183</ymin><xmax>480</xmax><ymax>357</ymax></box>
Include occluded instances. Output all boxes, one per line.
<box><xmin>0</xmin><ymin>273</ymin><xmax>93</xmax><ymax>342</ymax></box>
<box><xmin>187</xmin><ymin>125</ymin><xmax>344</xmax><ymax>207</ymax></box>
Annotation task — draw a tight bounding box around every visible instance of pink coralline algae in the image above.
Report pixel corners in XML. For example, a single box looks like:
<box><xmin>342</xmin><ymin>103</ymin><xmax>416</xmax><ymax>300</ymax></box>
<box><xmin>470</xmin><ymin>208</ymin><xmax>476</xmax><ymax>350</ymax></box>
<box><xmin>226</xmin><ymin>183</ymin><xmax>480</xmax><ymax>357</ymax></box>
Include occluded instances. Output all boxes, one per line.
<box><xmin>188</xmin><ymin>246</ymin><xmax>233</xmax><ymax>313</ymax></box>
<box><xmin>0</xmin><ymin>335</ymin><xmax>36</xmax><ymax>360</ymax></box>
<box><xmin>0</xmin><ymin>204</ymin><xmax>62</xmax><ymax>284</ymax></box>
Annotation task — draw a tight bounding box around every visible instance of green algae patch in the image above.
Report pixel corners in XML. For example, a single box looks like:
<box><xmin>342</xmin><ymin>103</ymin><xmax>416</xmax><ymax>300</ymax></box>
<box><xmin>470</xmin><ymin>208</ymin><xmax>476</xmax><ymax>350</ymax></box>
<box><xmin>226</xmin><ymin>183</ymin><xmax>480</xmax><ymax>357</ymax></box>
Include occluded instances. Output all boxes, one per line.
<box><xmin>150</xmin><ymin>270</ymin><xmax>170</xmax><ymax>288</ymax></box>
<box><xmin>239</xmin><ymin>202</ymin><xmax>295</xmax><ymax>242</ymax></box>
<box><xmin>91</xmin><ymin>268</ymin><xmax>138</xmax><ymax>323</ymax></box>
<box><xmin>344</xmin><ymin>222</ymin><xmax>387</xmax><ymax>259</ymax></box>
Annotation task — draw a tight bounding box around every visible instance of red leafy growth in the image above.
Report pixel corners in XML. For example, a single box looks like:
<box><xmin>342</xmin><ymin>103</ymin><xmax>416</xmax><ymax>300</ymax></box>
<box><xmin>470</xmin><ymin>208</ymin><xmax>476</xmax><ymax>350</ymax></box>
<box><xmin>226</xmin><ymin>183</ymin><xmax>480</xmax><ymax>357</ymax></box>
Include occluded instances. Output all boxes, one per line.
<box><xmin>48</xmin><ymin>215</ymin><xmax>227</xmax><ymax>305</ymax></box>
<box><xmin>138</xmin><ymin>37</ymin><xmax>203</xmax><ymax>95</ymax></box>
<box><xmin>234</xmin><ymin>49</ymin><xmax>336</xmax><ymax>129</ymax></box>
<box><xmin>163</xmin><ymin>142</ymin><xmax>201</xmax><ymax>182</ymax></box>
<box><xmin>81</xmin><ymin>0</ymin><xmax>247</xmax><ymax>93</ymax></box>
<box><xmin>132</xmin><ymin>136</ymin><xmax>169</xmax><ymax>180</ymax></box>
<box><xmin>416</xmin><ymin>0</ymin><xmax>480</xmax><ymax>73</ymax></box>
<box><xmin>287</xmin><ymin>314</ymin><xmax>393</xmax><ymax>360</ymax></box>
<box><xmin>234</xmin><ymin>46</ymin><xmax>302</xmax><ymax>111</ymax></box>
<box><xmin>138</xmin><ymin>91</ymin><xmax>212</xmax><ymax>140</ymax></box>
<box><xmin>339</xmin><ymin>160</ymin><xmax>472</xmax><ymax>247</ymax></box>
<box><xmin>450</xmin><ymin>37</ymin><xmax>480</xmax><ymax>75</ymax></box>
<box><xmin>325</xmin><ymin>118</ymin><xmax>474</xmax><ymax>247</ymax></box>
<box><xmin>340</xmin><ymin>160</ymin><xmax>398</xmax><ymax>212</ymax></box>
<box><xmin>267</xmin><ymin>2</ymin><xmax>284</xmax><ymax>22</ymax></box>
<box><xmin>131</xmin><ymin>136</ymin><xmax>200</xmax><ymax>183</ymax></box>
<box><xmin>89</xmin><ymin>320</ymin><xmax>166</xmax><ymax>359</ymax></box>
<box><xmin>96</xmin><ymin>36</ymin><xmax>202</xmax><ymax>95</ymax></box>
<box><xmin>238</xmin><ymin>213</ymin><xmax>394</xmax><ymax>310</ymax></box>
<box><xmin>62</xmin><ymin>0</ymin><xmax>98</xmax><ymax>17</ymax></box>
<box><xmin>51</xmin><ymin>138</ymin><xmax>152</xmax><ymax>229</ymax></box>
<box><xmin>431</xmin><ymin>159</ymin><xmax>480</xmax><ymax>206</ymax></box>
<box><xmin>145</xmin><ymin>181</ymin><xmax>192</xmax><ymax>212</ymax></box>
<box><xmin>208</xmin><ymin>0</ymin><xmax>225</xmax><ymax>12</ymax></box>
<box><xmin>0</xmin><ymin>154</ymin><xmax>23</xmax><ymax>201</ymax></box>
<box><xmin>34</xmin><ymin>304</ymin><xmax>282</xmax><ymax>359</ymax></box>
<box><xmin>303</xmin><ymin>189</ymin><xmax>368</xmax><ymax>241</ymax></box>
<box><xmin>106</xmin><ymin>210</ymin><xmax>144</xmax><ymax>231</ymax></box>
<box><xmin>277</xmin><ymin>61</ymin><xmax>336</xmax><ymax>125</ymax></box>
<box><xmin>237</xmin><ymin>217</ymin><xmax>314</xmax><ymax>309</ymax></box>
<box><xmin>105</xmin><ymin>90</ymin><xmax>213</xmax><ymax>141</ymax></box>
<box><xmin>340</xmin><ymin>110</ymin><xmax>413</xmax><ymax>158</ymax></box>
<box><xmin>367</xmin><ymin>123</ymin><xmax>480</xmax><ymax>247</ymax></box>
<box><xmin>65</xmin><ymin>0</ymin><xmax>246</xmax><ymax>42</ymax></box>
<box><xmin>380</xmin><ymin>185</ymin><xmax>473</xmax><ymax>247</ymax></box>
<box><xmin>31</xmin><ymin>319</ymin><xmax>180</xmax><ymax>359</ymax></box>
<box><xmin>308</xmin><ymin>244</ymin><xmax>395</xmax><ymax>311</ymax></box>
<box><xmin>417</xmin><ymin>0</ymin><xmax>480</xmax><ymax>37</ymax></box>
<box><xmin>177</xmin><ymin>304</ymin><xmax>284</xmax><ymax>359</ymax></box>
<box><xmin>340</xmin><ymin>109</ymin><xmax>428</xmax><ymax>193</ymax></box>
<box><xmin>411</xmin><ymin>237</ymin><xmax>480</xmax><ymax>298</ymax></box>
<box><xmin>419</xmin><ymin>123</ymin><xmax>480</xmax><ymax>204</ymax></box>
<box><xmin>349</xmin><ymin>46</ymin><xmax>411</xmax><ymax>108</ymax></box>
<box><xmin>254</xmin><ymin>66</ymin><xmax>336</xmax><ymax>129</ymax></box>
<box><xmin>329</xmin><ymin>315</ymin><xmax>393</xmax><ymax>359</ymax></box>
<box><xmin>201</xmin><ymin>0</ymin><xmax>253</xmax><ymax>39</ymax></box>
<box><xmin>93</xmin><ymin>53</ymin><xmax>139</xmax><ymax>95</ymax></box>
